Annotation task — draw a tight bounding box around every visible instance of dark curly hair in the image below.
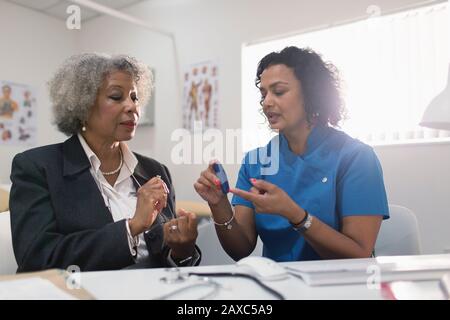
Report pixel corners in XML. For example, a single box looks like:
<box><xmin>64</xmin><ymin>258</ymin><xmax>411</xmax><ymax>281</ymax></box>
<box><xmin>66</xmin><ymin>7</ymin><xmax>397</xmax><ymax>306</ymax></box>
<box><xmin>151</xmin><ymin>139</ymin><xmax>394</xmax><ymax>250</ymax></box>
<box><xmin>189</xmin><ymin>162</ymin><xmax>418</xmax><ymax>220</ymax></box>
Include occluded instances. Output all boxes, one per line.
<box><xmin>255</xmin><ymin>46</ymin><xmax>346</xmax><ymax>127</ymax></box>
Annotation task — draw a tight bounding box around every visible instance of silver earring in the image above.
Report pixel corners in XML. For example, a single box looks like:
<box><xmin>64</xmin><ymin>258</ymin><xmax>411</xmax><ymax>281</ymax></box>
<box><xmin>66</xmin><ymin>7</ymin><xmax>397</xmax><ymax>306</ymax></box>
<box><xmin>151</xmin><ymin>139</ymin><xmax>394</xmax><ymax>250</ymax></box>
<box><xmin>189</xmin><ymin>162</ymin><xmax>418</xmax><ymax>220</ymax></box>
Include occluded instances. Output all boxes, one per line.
<box><xmin>82</xmin><ymin>126</ymin><xmax>86</xmax><ymax>132</ymax></box>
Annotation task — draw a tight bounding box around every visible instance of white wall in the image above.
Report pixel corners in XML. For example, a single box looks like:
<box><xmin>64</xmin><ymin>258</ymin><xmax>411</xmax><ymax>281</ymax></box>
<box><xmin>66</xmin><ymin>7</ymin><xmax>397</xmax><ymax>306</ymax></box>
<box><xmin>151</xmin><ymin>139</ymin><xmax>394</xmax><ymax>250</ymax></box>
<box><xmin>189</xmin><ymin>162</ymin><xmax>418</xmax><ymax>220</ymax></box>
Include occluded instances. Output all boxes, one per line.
<box><xmin>78</xmin><ymin>0</ymin><xmax>429</xmax><ymax>196</ymax></box>
<box><xmin>0</xmin><ymin>1</ymin><xmax>76</xmax><ymax>182</ymax></box>
<box><xmin>1</xmin><ymin>0</ymin><xmax>449</xmax><ymax>254</ymax></box>
<box><xmin>374</xmin><ymin>142</ymin><xmax>450</xmax><ymax>254</ymax></box>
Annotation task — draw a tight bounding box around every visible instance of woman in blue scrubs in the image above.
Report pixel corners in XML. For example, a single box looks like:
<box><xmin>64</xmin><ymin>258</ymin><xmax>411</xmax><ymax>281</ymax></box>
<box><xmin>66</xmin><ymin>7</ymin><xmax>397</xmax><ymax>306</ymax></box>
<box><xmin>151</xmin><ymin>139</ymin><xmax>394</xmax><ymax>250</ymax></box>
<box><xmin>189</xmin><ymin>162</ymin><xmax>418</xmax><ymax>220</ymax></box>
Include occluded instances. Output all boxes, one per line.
<box><xmin>194</xmin><ymin>46</ymin><xmax>389</xmax><ymax>262</ymax></box>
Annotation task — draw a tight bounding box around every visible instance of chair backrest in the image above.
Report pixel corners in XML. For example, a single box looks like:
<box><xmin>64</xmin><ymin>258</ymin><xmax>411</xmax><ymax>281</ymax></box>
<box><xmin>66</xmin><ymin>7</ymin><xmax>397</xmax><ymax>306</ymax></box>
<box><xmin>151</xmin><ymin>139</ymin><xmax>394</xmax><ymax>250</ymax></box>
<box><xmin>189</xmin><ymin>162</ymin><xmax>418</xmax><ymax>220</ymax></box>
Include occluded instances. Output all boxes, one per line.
<box><xmin>375</xmin><ymin>204</ymin><xmax>422</xmax><ymax>256</ymax></box>
<box><xmin>0</xmin><ymin>211</ymin><xmax>17</xmax><ymax>275</ymax></box>
<box><xmin>196</xmin><ymin>219</ymin><xmax>263</xmax><ymax>266</ymax></box>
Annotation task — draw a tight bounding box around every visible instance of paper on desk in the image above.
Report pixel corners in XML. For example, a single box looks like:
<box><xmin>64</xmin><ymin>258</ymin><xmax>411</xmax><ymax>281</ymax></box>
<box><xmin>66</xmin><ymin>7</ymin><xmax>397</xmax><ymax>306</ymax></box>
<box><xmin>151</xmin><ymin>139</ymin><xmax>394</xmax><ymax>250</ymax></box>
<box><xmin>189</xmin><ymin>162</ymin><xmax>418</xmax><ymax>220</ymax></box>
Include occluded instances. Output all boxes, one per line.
<box><xmin>286</xmin><ymin>265</ymin><xmax>377</xmax><ymax>286</ymax></box>
<box><xmin>377</xmin><ymin>257</ymin><xmax>450</xmax><ymax>272</ymax></box>
<box><xmin>0</xmin><ymin>277</ymin><xmax>78</xmax><ymax>300</ymax></box>
<box><xmin>286</xmin><ymin>259</ymin><xmax>450</xmax><ymax>286</ymax></box>
<box><xmin>287</xmin><ymin>261</ymin><xmax>385</xmax><ymax>273</ymax></box>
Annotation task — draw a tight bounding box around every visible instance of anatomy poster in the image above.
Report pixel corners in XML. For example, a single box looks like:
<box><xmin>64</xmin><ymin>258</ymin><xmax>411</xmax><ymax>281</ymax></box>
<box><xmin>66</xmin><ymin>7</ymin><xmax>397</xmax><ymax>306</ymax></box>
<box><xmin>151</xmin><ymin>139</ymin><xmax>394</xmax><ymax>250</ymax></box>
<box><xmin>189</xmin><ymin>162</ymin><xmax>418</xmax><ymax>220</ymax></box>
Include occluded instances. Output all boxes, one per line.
<box><xmin>0</xmin><ymin>81</ymin><xmax>37</xmax><ymax>146</ymax></box>
<box><xmin>182</xmin><ymin>61</ymin><xmax>219</xmax><ymax>131</ymax></box>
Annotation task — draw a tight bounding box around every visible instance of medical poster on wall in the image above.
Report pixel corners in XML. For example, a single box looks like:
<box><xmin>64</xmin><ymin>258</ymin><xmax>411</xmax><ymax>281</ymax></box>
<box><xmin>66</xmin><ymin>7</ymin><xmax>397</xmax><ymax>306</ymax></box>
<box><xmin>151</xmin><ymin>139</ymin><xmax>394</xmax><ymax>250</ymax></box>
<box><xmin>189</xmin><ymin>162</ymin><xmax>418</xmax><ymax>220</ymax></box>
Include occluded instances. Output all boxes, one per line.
<box><xmin>0</xmin><ymin>81</ymin><xmax>37</xmax><ymax>146</ymax></box>
<box><xmin>182</xmin><ymin>61</ymin><xmax>219</xmax><ymax>132</ymax></box>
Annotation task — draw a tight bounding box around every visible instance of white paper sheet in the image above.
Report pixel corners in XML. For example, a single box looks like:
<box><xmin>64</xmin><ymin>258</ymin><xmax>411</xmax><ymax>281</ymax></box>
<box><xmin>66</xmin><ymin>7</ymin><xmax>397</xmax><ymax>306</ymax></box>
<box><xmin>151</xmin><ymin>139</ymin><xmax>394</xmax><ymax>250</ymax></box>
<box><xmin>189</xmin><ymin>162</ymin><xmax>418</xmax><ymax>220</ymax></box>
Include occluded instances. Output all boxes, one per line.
<box><xmin>285</xmin><ymin>260</ymin><xmax>450</xmax><ymax>286</ymax></box>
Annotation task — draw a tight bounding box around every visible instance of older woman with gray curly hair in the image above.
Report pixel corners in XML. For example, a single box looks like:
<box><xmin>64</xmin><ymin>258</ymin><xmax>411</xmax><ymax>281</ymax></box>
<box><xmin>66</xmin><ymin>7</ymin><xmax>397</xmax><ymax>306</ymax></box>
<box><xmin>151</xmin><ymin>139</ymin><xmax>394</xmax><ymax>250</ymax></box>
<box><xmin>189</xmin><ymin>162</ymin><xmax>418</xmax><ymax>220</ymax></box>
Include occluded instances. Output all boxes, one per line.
<box><xmin>9</xmin><ymin>53</ymin><xmax>201</xmax><ymax>272</ymax></box>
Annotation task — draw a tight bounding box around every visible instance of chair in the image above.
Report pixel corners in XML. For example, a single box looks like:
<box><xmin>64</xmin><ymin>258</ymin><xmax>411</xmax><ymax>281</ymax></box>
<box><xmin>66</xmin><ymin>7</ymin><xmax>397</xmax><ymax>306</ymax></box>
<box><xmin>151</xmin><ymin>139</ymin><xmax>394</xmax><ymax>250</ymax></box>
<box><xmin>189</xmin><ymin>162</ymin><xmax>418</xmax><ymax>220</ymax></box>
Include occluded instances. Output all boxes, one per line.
<box><xmin>196</xmin><ymin>219</ymin><xmax>263</xmax><ymax>266</ymax></box>
<box><xmin>0</xmin><ymin>211</ymin><xmax>18</xmax><ymax>275</ymax></box>
<box><xmin>374</xmin><ymin>204</ymin><xmax>422</xmax><ymax>256</ymax></box>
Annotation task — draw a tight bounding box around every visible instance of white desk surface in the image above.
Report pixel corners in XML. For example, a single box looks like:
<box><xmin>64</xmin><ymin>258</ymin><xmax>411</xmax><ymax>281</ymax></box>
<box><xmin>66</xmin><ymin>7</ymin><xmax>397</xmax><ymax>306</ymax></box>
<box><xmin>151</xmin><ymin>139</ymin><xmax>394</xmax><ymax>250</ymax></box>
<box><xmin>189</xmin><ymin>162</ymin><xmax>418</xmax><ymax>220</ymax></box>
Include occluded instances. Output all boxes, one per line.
<box><xmin>80</xmin><ymin>254</ymin><xmax>449</xmax><ymax>300</ymax></box>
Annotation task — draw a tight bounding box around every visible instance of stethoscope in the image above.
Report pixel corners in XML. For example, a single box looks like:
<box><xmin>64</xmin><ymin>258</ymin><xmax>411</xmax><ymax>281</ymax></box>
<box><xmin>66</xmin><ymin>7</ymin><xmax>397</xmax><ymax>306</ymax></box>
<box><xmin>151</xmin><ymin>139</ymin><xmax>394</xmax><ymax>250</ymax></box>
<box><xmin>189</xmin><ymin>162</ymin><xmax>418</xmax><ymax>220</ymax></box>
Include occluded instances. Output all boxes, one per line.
<box><xmin>157</xmin><ymin>268</ymin><xmax>223</xmax><ymax>300</ymax></box>
<box><xmin>158</xmin><ymin>268</ymin><xmax>286</xmax><ymax>300</ymax></box>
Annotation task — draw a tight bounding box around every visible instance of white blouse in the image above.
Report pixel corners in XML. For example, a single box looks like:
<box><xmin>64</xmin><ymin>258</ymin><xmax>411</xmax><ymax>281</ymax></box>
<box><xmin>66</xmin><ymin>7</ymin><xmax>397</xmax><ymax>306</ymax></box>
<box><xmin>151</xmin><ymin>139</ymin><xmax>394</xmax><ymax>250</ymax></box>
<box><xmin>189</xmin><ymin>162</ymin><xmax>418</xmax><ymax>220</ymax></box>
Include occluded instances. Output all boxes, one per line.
<box><xmin>77</xmin><ymin>134</ymin><xmax>199</xmax><ymax>267</ymax></box>
<box><xmin>77</xmin><ymin>133</ymin><xmax>149</xmax><ymax>262</ymax></box>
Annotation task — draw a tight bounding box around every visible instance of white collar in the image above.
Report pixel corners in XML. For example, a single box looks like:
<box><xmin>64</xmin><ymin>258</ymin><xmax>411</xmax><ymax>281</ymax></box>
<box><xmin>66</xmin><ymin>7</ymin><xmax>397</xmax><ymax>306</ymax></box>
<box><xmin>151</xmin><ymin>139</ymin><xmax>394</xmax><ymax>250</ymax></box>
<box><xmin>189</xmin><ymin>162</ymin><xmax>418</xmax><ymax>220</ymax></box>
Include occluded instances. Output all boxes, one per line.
<box><xmin>77</xmin><ymin>133</ymin><xmax>138</xmax><ymax>177</ymax></box>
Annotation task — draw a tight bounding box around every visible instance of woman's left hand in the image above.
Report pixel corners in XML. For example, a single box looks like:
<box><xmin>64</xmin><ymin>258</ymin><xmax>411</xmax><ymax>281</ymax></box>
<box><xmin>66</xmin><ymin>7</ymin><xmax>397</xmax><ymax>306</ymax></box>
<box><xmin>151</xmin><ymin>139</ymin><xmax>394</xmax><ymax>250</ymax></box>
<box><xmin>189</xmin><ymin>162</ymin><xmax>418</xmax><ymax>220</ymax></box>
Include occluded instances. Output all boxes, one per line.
<box><xmin>230</xmin><ymin>179</ymin><xmax>304</xmax><ymax>222</ymax></box>
<box><xmin>163</xmin><ymin>209</ymin><xmax>198</xmax><ymax>260</ymax></box>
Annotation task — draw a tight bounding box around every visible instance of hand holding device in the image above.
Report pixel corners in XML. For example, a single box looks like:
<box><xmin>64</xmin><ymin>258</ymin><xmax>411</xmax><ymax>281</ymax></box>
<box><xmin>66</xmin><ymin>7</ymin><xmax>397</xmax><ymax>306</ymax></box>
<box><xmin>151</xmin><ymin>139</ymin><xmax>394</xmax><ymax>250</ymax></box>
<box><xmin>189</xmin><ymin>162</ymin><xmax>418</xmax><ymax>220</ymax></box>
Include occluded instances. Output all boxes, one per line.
<box><xmin>212</xmin><ymin>162</ymin><xmax>230</xmax><ymax>194</ymax></box>
<box><xmin>194</xmin><ymin>161</ymin><xmax>229</xmax><ymax>206</ymax></box>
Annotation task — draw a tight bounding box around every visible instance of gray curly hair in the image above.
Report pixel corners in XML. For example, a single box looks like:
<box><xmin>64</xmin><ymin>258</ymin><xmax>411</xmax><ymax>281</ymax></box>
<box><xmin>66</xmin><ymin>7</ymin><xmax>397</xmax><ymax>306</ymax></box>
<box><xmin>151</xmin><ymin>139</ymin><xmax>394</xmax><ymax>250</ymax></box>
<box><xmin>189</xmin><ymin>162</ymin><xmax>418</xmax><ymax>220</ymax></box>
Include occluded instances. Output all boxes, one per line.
<box><xmin>49</xmin><ymin>53</ymin><xmax>153</xmax><ymax>136</ymax></box>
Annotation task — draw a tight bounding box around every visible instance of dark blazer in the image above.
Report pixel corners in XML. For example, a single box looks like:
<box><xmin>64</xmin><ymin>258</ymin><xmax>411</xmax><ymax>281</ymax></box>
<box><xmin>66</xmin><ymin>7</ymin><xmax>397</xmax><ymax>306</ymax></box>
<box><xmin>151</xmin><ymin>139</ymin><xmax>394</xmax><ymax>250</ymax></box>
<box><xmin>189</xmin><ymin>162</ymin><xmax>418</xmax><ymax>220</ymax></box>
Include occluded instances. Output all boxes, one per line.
<box><xmin>9</xmin><ymin>135</ymin><xmax>191</xmax><ymax>272</ymax></box>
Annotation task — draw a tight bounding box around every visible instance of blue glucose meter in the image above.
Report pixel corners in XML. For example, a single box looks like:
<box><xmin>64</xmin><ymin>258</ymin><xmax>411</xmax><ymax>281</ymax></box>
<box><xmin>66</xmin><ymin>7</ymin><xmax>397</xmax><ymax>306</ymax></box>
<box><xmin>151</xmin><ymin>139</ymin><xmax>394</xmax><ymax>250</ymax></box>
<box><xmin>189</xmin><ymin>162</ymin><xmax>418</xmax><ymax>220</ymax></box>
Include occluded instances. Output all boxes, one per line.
<box><xmin>212</xmin><ymin>163</ymin><xmax>230</xmax><ymax>194</ymax></box>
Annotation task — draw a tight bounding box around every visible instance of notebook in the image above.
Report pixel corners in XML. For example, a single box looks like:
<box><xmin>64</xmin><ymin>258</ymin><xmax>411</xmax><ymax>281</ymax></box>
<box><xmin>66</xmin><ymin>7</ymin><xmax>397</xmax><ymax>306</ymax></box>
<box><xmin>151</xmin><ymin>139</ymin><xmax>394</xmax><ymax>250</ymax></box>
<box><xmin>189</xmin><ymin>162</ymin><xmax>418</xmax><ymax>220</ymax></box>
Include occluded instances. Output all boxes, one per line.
<box><xmin>284</xmin><ymin>258</ymin><xmax>450</xmax><ymax>286</ymax></box>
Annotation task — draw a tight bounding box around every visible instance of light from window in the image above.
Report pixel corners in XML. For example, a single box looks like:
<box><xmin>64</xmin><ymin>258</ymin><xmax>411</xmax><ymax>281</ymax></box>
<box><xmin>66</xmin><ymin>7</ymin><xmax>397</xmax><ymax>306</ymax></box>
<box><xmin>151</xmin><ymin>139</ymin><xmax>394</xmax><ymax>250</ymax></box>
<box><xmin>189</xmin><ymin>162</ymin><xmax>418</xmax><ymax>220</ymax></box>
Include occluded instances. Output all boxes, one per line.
<box><xmin>242</xmin><ymin>2</ymin><xmax>449</xmax><ymax>151</ymax></box>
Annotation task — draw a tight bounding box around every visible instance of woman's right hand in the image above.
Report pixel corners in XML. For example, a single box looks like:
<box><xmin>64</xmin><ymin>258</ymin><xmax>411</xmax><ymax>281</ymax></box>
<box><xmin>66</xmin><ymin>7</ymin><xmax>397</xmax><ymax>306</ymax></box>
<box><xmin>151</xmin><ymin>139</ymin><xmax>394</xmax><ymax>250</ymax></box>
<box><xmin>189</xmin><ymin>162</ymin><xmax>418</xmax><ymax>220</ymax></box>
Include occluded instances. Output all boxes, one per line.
<box><xmin>194</xmin><ymin>162</ymin><xmax>226</xmax><ymax>206</ymax></box>
<box><xmin>129</xmin><ymin>176</ymin><xmax>169</xmax><ymax>236</ymax></box>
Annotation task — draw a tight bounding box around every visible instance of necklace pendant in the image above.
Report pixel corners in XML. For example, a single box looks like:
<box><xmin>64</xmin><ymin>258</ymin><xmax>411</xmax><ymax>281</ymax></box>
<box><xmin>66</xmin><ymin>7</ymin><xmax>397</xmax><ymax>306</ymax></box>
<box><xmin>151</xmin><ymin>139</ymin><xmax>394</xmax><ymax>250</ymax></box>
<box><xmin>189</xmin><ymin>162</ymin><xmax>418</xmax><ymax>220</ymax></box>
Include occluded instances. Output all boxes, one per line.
<box><xmin>100</xmin><ymin>148</ymin><xmax>124</xmax><ymax>176</ymax></box>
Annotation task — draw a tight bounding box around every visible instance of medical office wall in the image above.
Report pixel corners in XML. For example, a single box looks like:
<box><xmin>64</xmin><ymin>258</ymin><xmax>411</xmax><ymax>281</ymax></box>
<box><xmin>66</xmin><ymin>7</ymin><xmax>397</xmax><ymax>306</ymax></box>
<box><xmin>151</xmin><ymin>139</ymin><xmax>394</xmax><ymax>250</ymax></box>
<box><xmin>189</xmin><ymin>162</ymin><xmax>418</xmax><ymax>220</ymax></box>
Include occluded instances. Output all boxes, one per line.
<box><xmin>78</xmin><ymin>0</ymin><xmax>450</xmax><ymax>255</ymax></box>
<box><xmin>0</xmin><ymin>0</ymin><xmax>74</xmax><ymax>183</ymax></box>
<box><xmin>1</xmin><ymin>0</ymin><xmax>449</xmax><ymax>255</ymax></box>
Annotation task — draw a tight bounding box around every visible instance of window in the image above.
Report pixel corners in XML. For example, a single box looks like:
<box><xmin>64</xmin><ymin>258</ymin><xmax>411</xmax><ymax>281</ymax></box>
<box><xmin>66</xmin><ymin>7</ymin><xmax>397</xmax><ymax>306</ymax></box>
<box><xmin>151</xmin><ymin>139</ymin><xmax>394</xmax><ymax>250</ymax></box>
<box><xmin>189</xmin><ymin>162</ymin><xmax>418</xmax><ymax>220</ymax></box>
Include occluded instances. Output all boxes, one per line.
<box><xmin>242</xmin><ymin>2</ymin><xmax>449</xmax><ymax>151</ymax></box>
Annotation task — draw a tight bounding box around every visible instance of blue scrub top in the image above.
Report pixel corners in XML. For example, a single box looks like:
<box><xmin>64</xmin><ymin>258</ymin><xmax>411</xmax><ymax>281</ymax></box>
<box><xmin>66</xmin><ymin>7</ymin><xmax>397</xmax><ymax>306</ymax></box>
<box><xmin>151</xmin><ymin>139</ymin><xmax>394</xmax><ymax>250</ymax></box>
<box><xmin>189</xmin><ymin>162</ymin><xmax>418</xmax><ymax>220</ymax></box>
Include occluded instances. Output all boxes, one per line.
<box><xmin>231</xmin><ymin>125</ymin><xmax>389</xmax><ymax>262</ymax></box>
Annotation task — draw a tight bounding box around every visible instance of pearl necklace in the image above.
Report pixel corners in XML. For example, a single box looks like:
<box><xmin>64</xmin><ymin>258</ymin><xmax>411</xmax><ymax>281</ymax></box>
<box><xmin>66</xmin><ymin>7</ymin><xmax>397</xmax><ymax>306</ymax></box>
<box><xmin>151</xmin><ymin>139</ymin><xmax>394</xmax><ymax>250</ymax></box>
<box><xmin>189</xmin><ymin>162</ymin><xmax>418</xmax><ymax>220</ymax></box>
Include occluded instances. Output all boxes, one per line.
<box><xmin>100</xmin><ymin>148</ymin><xmax>123</xmax><ymax>176</ymax></box>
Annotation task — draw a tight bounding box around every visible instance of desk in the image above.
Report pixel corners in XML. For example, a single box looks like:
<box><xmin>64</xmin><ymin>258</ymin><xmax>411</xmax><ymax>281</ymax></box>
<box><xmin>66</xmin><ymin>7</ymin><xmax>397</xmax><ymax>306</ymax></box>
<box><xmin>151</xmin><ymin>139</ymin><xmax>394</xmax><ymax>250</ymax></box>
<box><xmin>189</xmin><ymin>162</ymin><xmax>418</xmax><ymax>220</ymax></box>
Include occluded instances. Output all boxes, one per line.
<box><xmin>79</xmin><ymin>254</ymin><xmax>449</xmax><ymax>300</ymax></box>
<box><xmin>0</xmin><ymin>184</ymin><xmax>11</xmax><ymax>213</ymax></box>
<box><xmin>176</xmin><ymin>200</ymin><xmax>211</xmax><ymax>219</ymax></box>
